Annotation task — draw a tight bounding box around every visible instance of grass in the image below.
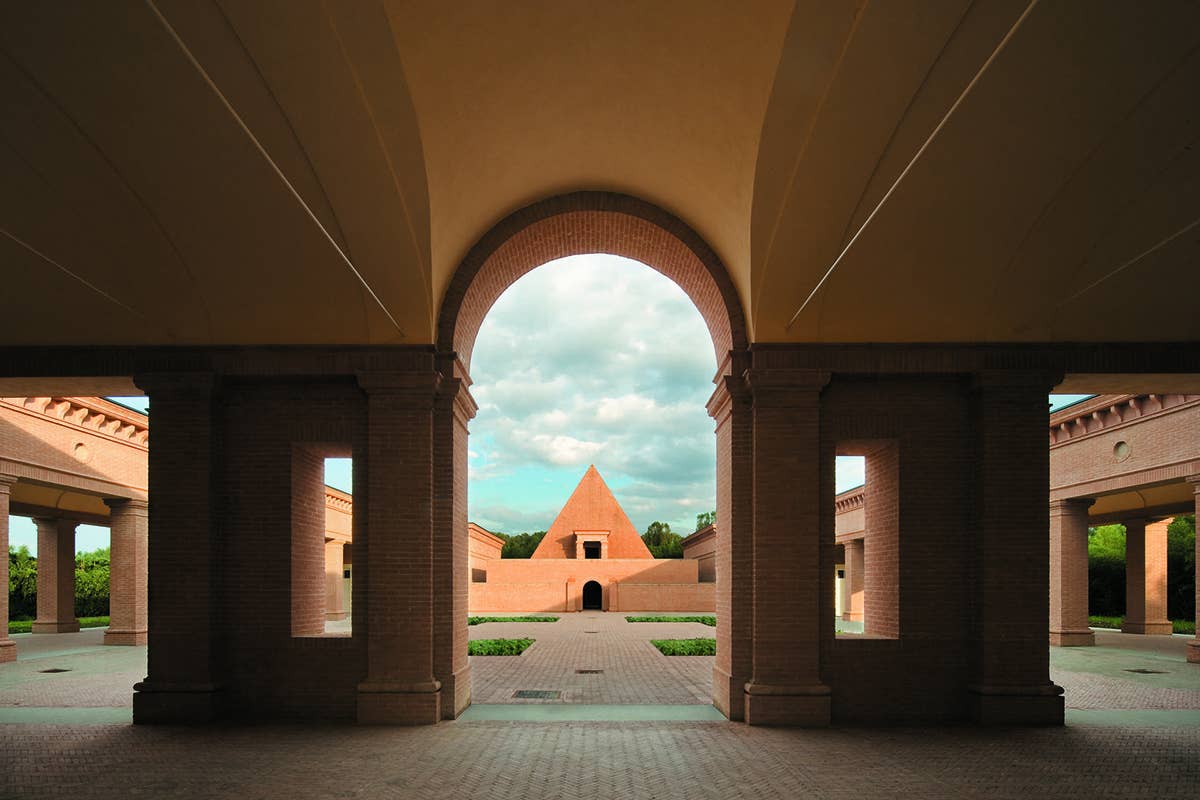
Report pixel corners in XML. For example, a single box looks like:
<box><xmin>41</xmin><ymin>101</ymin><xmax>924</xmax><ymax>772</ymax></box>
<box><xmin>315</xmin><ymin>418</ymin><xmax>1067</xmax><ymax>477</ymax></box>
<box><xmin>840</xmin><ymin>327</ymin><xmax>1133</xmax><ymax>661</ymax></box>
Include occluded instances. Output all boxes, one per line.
<box><xmin>625</xmin><ymin>615</ymin><xmax>716</xmax><ymax>627</ymax></box>
<box><xmin>468</xmin><ymin>638</ymin><xmax>535</xmax><ymax>656</ymax></box>
<box><xmin>650</xmin><ymin>637</ymin><xmax>716</xmax><ymax>656</ymax></box>
<box><xmin>468</xmin><ymin>615</ymin><xmax>558</xmax><ymax>626</ymax></box>
<box><xmin>8</xmin><ymin>616</ymin><xmax>109</xmax><ymax>634</ymax></box>
<box><xmin>1088</xmin><ymin>615</ymin><xmax>1195</xmax><ymax>635</ymax></box>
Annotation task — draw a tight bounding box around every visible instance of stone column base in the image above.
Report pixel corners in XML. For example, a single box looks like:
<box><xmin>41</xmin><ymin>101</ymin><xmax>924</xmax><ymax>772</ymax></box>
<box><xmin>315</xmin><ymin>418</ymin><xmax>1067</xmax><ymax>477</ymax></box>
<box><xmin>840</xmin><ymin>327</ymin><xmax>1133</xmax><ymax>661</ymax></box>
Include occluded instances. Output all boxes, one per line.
<box><xmin>1121</xmin><ymin>620</ymin><xmax>1174</xmax><ymax>635</ymax></box>
<box><xmin>1186</xmin><ymin>639</ymin><xmax>1199</xmax><ymax>664</ymax></box>
<box><xmin>357</xmin><ymin>680</ymin><xmax>441</xmax><ymax>725</ymax></box>
<box><xmin>133</xmin><ymin>682</ymin><xmax>223</xmax><ymax>723</ymax></box>
<box><xmin>104</xmin><ymin>628</ymin><xmax>148</xmax><ymax>646</ymax></box>
<box><xmin>969</xmin><ymin>684</ymin><xmax>1064</xmax><ymax>725</ymax></box>
<box><xmin>712</xmin><ymin>666</ymin><xmax>744</xmax><ymax>721</ymax></box>
<box><xmin>0</xmin><ymin>640</ymin><xmax>15</xmax><ymax>663</ymax></box>
<box><xmin>439</xmin><ymin>665</ymin><xmax>472</xmax><ymax>720</ymax></box>
<box><xmin>32</xmin><ymin>621</ymin><xmax>80</xmax><ymax>634</ymax></box>
<box><xmin>744</xmin><ymin>682</ymin><xmax>831</xmax><ymax>726</ymax></box>
<box><xmin>1049</xmin><ymin>628</ymin><xmax>1095</xmax><ymax>647</ymax></box>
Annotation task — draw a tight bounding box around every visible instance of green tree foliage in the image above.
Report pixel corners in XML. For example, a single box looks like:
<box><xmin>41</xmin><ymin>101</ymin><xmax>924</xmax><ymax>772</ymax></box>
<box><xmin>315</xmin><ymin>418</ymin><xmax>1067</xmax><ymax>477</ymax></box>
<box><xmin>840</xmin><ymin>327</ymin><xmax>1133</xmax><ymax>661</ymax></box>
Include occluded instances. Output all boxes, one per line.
<box><xmin>1087</xmin><ymin>524</ymin><xmax>1125</xmax><ymax>617</ymax></box>
<box><xmin>1167</xmin><ymin>514</ymin><xmax>1195</xmax><ymax>621</ymax></box>
<box><xmin>694</xmin><ymin>510</ymin><xmax>715</xmax><ymax>531</ymax></box>
<box><xmin>642</xmin><ymin>521</ymin><xmax>683</xmax><ymax>558</ymax></box>
<box><xmin>74</xmin><ymin>547</ymin><xmax>110</xmax><ymax>617</ymax></box>
<box><xmin>7</xmin><ymin>545</ymin><xmax>111</xmax><ymax>621</ymax></box>
<box><xmin>8</xmin><ymin>545</ymin><xmax>37</xmax><ymax>620</ymax></box>
<box><xmin>500</xmin><ymin>531</ymin><xmax>546</xmax><ymax>558</ymax></box>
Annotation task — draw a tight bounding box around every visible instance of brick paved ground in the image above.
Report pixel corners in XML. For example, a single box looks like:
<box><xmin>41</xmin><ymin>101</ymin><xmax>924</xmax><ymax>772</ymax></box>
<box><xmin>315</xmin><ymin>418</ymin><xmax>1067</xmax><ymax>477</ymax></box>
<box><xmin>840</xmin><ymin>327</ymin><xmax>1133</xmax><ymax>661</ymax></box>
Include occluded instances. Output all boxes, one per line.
<box><xmin>469</xmin><ymin>612</ymin><xmax>713</xmax><ymax>704</ymax></box>
<box><xmin>1</xmin><ymin>624</ymin><xmax>1198</xmax><ymax>798</ymax></box>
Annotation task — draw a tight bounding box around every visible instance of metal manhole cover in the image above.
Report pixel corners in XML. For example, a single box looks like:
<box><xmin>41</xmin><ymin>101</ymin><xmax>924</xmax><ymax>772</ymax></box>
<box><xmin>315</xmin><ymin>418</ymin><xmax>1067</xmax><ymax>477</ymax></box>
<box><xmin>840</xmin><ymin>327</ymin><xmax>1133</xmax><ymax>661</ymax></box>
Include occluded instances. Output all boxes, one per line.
<box><xmin>576</xmin><ymin>669</ymin><xmax>603</xmax><ymax>674</ymax></box>
<box><xmin>1124</xmin><ymin>668</ymin><xmax>1168</xmax><ymax>674</ymax></box>
<box><xmin>39</xmin><ymin>668</ymin><xmax>70</xmax><ymax>674</ymax></box>
<box><xmin>512</xmin><ymin>690</ymin><xmax>561</xmax><ymax>700</ymax></box>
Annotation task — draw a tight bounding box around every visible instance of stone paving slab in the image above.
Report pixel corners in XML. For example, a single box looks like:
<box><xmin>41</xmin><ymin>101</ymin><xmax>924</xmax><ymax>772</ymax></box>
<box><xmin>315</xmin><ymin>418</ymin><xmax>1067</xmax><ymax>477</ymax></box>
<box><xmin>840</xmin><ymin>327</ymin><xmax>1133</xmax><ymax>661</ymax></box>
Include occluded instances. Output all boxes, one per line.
<box><xmin>469</xmin><ymin>611</ymin><xmax>713</xmax><ymax>704</ymax></box>
<box><xmin>0</xmin><ymin>720</ymin><xmax>1197</xmax><ymax>799</ymax></box>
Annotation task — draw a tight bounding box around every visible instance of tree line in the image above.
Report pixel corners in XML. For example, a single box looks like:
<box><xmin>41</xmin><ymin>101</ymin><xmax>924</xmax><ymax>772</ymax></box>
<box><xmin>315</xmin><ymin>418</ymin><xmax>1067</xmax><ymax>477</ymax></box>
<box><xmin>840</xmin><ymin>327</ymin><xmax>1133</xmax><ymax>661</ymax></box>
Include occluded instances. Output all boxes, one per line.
<box><xmin>7</xmin><ymin>545</ymin><xmax>111</xmax><ymax>620</ymax></box>
<box><xmin>1089</xmin><ymin>515</ymin><xmax>1195</xmax><ymax>620</ymax></box>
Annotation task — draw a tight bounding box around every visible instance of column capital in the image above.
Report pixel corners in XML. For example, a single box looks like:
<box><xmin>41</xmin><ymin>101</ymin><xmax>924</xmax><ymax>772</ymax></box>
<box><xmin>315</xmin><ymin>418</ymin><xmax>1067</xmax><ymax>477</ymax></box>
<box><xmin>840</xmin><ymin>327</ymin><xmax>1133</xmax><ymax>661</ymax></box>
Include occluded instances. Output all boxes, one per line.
<box><xmin>706</xmin><ymin>373</ymin><xmax>751</xmax><ymax>420</ymax></box>
<box><xmin>133</xmin><ymin>371</ymin><xmax>217</xmax><ymax>398</ymax></box>
<box><xmin>1186</xmin><ymin>474</ymin><xmax>1200</xmax><ymax>491</ymax></box>
<box><xmin>745</xmin><ymin>368</ymin><xmax>829</xmax><ymax>407</ymax></box>
<box><xmin>104</xmin><ymin>497</ymin><xmax>149</xmax><ymax>514</ymax></box>
<box><xmin>435</xmin><ymin>375</ymin><xmax>478</xmax><ymax>423</ymax></box>
<box><xmin>1049</xmin><ymin>497</ymin><xmax>1094</xmax><ymax>514</ymax></box>
<box><xmin>970</xmin><ymin>369</ymin><xmax>1063</xmax><ymax>393</ymax></box>
<box><xmin>356</xmin><ymin>370</ymin><xmax>441</xmax><ymax>397</ymax></box>
<box><xmin>0</xmin><ymin>474</ymin><xmax>17</xmax><ymax>493</ymax></box>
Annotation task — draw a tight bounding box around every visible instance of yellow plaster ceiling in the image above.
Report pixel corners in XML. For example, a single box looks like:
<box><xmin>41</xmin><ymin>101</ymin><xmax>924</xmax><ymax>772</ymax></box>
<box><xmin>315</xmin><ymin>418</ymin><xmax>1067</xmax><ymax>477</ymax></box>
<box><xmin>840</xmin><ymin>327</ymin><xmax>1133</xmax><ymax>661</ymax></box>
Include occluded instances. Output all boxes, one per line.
<box><xmin>0</xmin><ymin>0</ymin><xmax>1197</xmax><ymax>347</ymax></box>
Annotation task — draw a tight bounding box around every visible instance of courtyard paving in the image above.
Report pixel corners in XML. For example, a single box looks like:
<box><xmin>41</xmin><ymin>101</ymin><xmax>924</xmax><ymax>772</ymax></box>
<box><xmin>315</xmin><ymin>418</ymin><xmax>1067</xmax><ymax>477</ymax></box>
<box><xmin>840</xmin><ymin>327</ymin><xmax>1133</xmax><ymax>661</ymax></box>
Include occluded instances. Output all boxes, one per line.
<box><xmin>0</xmin><ymin>621</ymin><xmax>1197</xmax><ymax>798</ymax></box>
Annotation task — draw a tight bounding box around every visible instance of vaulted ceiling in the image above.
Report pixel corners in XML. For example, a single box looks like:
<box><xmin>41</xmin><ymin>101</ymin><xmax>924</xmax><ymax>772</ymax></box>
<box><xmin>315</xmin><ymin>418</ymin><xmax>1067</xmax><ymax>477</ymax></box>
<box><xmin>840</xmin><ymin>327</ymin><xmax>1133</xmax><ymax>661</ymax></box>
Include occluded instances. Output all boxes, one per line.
<box><xmin>2</xmin><ymin>0</ymin><xmax>1198</xmax><ymax>347</ymax></box>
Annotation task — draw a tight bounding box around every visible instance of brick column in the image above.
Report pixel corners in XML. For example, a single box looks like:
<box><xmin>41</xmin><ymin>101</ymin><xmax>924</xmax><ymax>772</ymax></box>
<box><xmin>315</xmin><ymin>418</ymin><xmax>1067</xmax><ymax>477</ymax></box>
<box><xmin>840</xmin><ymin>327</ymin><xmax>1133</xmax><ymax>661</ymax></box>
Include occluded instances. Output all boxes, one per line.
<box><xmin>33</xmin><ymin>518</ymin><xmax>79</xmax><ymax>633</ymax></box>
<box><xmin>104</xmin><ymin>498</ymin><xmax>148</xmax><ymax>645</ymax></box>
<box><xmin>843</xmin><ymin>538</ymin><xmax>864</xmax><ymax>622</ymax></box>
<box><xmin>1049</xmin><ymin>498</ymin><xmax>1095</xmax><ymax>646</ymax></box>
<box><xmin>969</xmin><ymin>371</ymin><xmax>1063</xmax><ymax>725</ymax></box>
<box><xmin>743</xmin><ymin>368</ymin><xmax>830</xmax><ymax>726</ymax></box>
<box><xmin>0</xmin><ymin>475</ymin><xmax>18</xmax><ymax>662</ymax></box>
<box><xmin>432</xmin><ymin>357</ymin><xmax>476</xmax><ymax>720</ymax></box>
<box><xmin>324</xmin><ymin>541</ymin><xmax>347</xmax><ymax>621</ymax></box>
<box><xmin>132</xmin><ymin>372</ymin><xmax>223</xmax><ymax>723</ymax></box>
<box><xmin>356</xmin><ymin>371</ymin><xmax>441</xmax><ymax>725</ymax></box>
<box><xmin>1187</xmin><ymin>477</ymin><xmax>1200</xmax><ymax>664</ymax></box>
<box><xmin>706</xmin><ymin>371</ymin><xmax>753</xmax><ymax>721</ymax></box>
<box><xmin>1123</xmin><ymin>518</ymin><xmax>1173</xmax><ymax>635</ymax></box>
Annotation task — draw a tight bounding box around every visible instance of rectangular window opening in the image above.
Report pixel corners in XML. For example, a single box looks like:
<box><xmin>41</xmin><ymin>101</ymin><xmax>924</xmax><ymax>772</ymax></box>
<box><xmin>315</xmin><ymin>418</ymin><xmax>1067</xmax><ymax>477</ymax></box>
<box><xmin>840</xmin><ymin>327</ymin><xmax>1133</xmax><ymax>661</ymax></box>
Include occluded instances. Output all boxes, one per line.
<box><xmin>833</xmin><ymin>444</ymin><xmax>899</xmax><ymax>640</ymax></box>
<box><xmin>291</xmin><ymin>446</ymin><xmax>353</xmax><ymax>638</ymax></box>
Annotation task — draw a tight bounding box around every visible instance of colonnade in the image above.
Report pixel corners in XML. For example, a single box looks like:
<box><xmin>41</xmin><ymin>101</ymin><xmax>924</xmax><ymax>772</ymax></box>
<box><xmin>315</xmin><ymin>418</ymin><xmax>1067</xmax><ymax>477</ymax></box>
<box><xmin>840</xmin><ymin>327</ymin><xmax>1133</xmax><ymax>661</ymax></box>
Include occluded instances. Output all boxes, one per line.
<box><xmin>1049</xmin><ymin>477</ymin><xmax>1200</xmax><ymax>664</ymax></box>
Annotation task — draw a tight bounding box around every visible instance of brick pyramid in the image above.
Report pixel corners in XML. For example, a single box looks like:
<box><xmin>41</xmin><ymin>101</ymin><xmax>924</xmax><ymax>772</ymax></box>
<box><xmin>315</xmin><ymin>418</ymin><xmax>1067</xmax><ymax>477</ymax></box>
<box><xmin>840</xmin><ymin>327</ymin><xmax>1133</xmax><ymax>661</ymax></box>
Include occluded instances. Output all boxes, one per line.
<box><xmin>531</xmin><ymin>465</ymin><xmax>653</xmax><ymax>559</ymax></box>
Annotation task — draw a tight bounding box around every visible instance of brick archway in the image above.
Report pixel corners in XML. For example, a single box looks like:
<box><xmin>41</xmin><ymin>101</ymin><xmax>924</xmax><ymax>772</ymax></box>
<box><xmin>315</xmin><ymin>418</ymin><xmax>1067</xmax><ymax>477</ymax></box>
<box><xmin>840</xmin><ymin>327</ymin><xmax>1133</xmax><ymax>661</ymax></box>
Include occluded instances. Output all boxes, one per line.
<box><xmin>436</xmin><ymin>191</ymin><xmax>748</xmax><ymax>370</ymax></box>
<box><xmin>433</xmin><ymin>192</ymin><xmax>750</xmax><ymax>721</ymax></box>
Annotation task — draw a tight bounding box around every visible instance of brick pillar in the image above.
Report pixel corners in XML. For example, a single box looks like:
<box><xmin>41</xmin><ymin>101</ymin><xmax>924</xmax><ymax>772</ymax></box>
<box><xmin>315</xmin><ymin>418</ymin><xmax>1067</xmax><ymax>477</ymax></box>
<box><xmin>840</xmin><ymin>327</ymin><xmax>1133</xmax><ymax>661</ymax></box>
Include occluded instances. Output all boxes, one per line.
<box><xmin>969</xmin><ymin>371</ymin><xmax>1063</xmax><ymax>725</ymax></box>
<box><xmin>33</xmin><ymin>518</ymin><xmax>79</xmax><ymax>633</ymax></box>
<box><xmin>432</xmin><ymin>357</ymin><xmax>476</xmax><ymax>720</ymax></box>
<box><xmin>356</xmin><ymin>371</ymin><xmax>440</xmax><ymax>725</ymax></box>
<box><xmin>743</xmin><ymin>368</ymin><xmax>830</xmax><ymax>726</ymax></box>
<box><xmin>843</xmin><ymin>538</ymin><xmax>864</xmax><ymax>622</ymax></box>
<box><xmin>1048</xmin><ymin>498</ymin><xmax>1095</xmax><ymax>646</ymax></box>
<box><xmin>324</xmin><ymin>541</ymin><xmax>347</xmax><ymax>621</ymax></box>
<box><xmin>132</xmin><ymin>372</ymin><xmax>223</xmax><ymax>723</ymax></box>
<box><xmin>706</xmin><ymin>370</ymin><xmax>753</xmax><ymax>721</ymax></box>
<box><xmin>863</xmin><ymin>443</ymin><xmax>899</xmax><ymax>636</ymax></box>
<box><xmin>1122</xmin><ymin>518</ymin><xmax>1173</xmax><ymax>635</ymax></box>
<box><xmin>104</xmin><ymin>498</ymin><xmax>148</xmax><ymax>645</ymax></box>
<box><xmin>1187</xmin><ymin>477</ymin><xmax>1200</xmax><ymax>664</ymax></box>
<box><xmin>0</xmin><ymin>475</ymin><xmax>18</xmax><ymax>662</ymax></box>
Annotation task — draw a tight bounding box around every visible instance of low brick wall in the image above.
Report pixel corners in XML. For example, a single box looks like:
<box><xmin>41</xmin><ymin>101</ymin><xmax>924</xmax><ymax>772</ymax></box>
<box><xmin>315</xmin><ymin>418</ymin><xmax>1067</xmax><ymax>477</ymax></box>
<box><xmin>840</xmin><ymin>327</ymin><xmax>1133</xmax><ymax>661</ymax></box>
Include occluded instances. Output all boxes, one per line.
<box><xmin>470</xmin><ymin>582</ymin><xmax>568</xmax><ymax>613</ymax></box>
<box><xmin>615</xmin><ymin>582</ymin><xmax>715</xmax><ymax>612</ymax></box>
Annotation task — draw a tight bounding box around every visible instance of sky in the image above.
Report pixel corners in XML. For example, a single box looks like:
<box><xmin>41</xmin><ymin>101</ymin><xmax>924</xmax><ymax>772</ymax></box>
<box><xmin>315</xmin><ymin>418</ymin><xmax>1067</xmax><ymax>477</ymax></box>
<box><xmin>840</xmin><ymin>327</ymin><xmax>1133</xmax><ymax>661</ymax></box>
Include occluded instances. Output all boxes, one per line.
<box><xmin>3</xmin><ymin>260</ymin><xmax>1097</xmax><ymax>551</ymax></box>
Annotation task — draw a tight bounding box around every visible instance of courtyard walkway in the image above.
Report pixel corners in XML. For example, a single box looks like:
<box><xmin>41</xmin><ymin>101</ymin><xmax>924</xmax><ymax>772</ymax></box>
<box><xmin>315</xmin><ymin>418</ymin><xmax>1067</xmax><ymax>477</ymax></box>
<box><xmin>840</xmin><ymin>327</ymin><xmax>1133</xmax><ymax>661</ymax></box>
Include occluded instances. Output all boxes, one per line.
<box><xmin>0</xmin><ymin>623</ymin><xmax>1197</xmax><ymax>798</ymax></box>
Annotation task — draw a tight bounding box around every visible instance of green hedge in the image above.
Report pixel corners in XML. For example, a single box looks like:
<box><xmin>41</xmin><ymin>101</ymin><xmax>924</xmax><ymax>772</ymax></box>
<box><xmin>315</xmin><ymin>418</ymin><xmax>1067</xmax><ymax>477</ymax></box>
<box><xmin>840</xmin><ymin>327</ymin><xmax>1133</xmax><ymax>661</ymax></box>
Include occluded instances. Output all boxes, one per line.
<box><xmin>625</xmin><ymin>615</ymin><xmax>716</xmax><ymax>626</ymax></box>
<box><xmin>650</xmin><ymin>638</ymin><xmax>716</xmax><ymax>656</ymax></box>
<box><xmin>468</xmin><ymin>638</ymin><xmax>535</xmax><ymax>656</ymax></box>
<box><xmin>468</xmin><ymin>616</ymin><xmax>558</xmax><ymax>625</ymax></box>
<box><xmin>8</xmin><ymin>616</ymin><xmax>109</xmax><ymax>634</ymax></box>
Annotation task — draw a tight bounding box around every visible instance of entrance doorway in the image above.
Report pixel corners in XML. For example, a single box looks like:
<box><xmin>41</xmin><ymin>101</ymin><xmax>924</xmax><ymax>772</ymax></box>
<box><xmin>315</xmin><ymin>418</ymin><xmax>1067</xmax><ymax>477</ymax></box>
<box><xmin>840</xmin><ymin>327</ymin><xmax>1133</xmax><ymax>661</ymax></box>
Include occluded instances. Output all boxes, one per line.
<box><xmin>582</xmin><ymin>581</ymin><xmax>602</xmax><ymax>610</ymax></box>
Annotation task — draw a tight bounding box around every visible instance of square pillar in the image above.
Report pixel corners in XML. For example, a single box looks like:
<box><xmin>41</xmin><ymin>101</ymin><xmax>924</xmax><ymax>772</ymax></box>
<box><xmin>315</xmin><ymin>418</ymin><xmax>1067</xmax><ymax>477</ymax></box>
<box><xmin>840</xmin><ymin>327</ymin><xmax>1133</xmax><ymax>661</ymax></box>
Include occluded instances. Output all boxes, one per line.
<box><xmin>706</xmin><ymin>372</ymin><xmax>753</xmax><ymax>721</ymax></box>
<box><xmin>968</xmin><ymin>371</ymin><xmax>1063</xmax><ymax>725</ymax></box>
<box><xmin>1049</xmin><ymin>498</ymin><xmax>1095</xmax><ymax>646</ymax></box>
<box><xmin>356</xmin><ymin>371</ymin><xmax>441</xmax><ymax>725</ymax></box>
<box><xmin>842</xmin><ymin>538</ymin><xmax>864</xmax><ymax>622</ymax></box>
<box><xmin>104</xmin><ymin>499</ymin><xmax>148</xmax><ymax>645</ymax></box>
<box><xmin>1122</xmin><ymin>518</ymin><xmax>1173</xmax><ymax>635</ymax></box>
<box><xmin>743</xmin><ymin>368</ymin><xmax>831</xmax><ymax>726</ymax></box>
<box><xmin>324</xmin><ymin>541</ymin><xmax>347</xmax><ymax>621</ymax></box>
<box><xmin>132</xmin><ymin>372</ymin><xmax>223</xmax><ymax>723</ymax></box>
<box><xmin>33</xmin><ymin>518</ymin><xmax>79</xmax><ymax>633</ymax></box>
<box><xmin>0</xmin><ymin>475</ymin><xmax>18</xmax><ymax>662</ymax></box>
<box><xmin>1187</xmin><ymin>477</ymin><xmax>1200</xmax><ymax>664</ymax></box>
<box><xmin>432</xmin><ymin>360</ymin><xmax>476</xmax><ymax>719</ymax></box>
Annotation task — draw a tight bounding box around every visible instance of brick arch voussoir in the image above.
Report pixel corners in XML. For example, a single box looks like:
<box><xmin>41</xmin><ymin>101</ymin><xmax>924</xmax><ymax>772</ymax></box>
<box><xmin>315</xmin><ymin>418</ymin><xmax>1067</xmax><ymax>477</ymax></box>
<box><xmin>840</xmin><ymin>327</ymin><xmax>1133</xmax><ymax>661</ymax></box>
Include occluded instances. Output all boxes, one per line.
<box><xmin>437</xmin><ymin>192</ymin><xmax>747</xmax><ymax>373</ymax></box>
